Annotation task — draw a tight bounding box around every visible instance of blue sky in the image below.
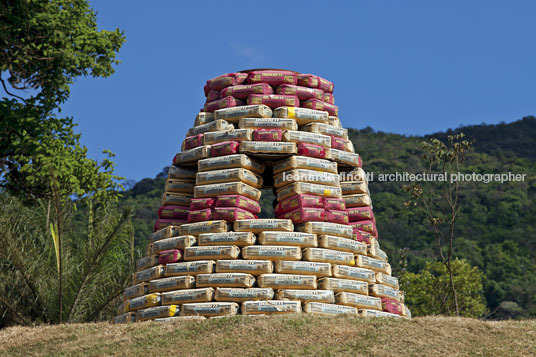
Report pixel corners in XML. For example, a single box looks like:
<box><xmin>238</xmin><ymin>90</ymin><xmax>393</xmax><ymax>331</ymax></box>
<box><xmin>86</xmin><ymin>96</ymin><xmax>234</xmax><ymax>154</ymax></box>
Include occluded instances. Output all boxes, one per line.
<box><xmin>61</xmin><ymin>0</ymin><xmax>536</xmax><ymax>181</ymax></box>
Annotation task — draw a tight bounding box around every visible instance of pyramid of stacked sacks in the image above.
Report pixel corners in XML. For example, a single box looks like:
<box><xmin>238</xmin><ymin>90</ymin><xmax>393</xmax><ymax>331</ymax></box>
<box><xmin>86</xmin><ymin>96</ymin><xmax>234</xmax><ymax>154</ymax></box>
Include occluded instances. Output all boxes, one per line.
<box><xmin>113</xmin><ymin>70</ymin><xmax>411</xmax><ymax>323</ymax></box>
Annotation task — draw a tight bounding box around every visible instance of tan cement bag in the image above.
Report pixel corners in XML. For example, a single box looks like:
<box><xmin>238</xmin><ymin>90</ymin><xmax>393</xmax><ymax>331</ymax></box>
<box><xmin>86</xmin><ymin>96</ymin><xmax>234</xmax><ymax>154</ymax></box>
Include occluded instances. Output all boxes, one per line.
<box><xmin>355</xmin><ymin>255</ymin><xmax>391</xmax><ymax>275</ymax></box>
<box><xmin>328</xmin><ymin>149</ymin><xmax>361</xmax><ymax>167</ymax></box>
<box><xmin>150</xmin><ymin>226</ymin><xmax>182</xmax><ymax>242</ymax></box>
<box><xmin>196</xmin><ymin>168</ymin><xmax>263</xmax><ymax>188</ymax></box>
<box><xmin>168</xmin><ymin>166</ymin><xmax>197</xmax><ymax>180</ymax></box>
<box><xmin>258</xmin><ymin>231</ymin><xmax>317</xmax><ymax>248</ymax></box>
<box><xmin>318</xmin><ymin>277</ymin><xmax>368</xmax><ymax>295</ymax></box>
<box><xmin>127</xmin><ymin>293</ymin><xmax>161</xmax><ymax>311</ymax></box>
<box><xmin>275</xmin><ymin>289</ymin><xmax>334</xmax><ymax>303</ymax></box>
<box><xmin>343</xmin><ymin>194</ymin><xmax>372</xmax><ymax>208</ymax></box>
<box><xmin>339</xmin><ymin>168</ymin><xmax>366</xmax><ymax>182</ymax></box>
<box><xmin>215</xmin><ymin>260</ymin><xmax>273</xmax><ymax>275</ymax></box>
<box><xmin>136</xmin><ymin>256</ymin><xmax>159</xmax><ymax>271</ymax></box>
<box><xmin>302</xmin><ymin>248</ymin><xmax>355</xmax><ymax>265</ymax></box>
<box><xmin>257</xmin><ymin>274</ymin><xmax>317</xmax><ymax>289</ymax></box>
<box><xmin>274</xmin><ymin>261</ymin><xmax>332</xmax><ymax>277</ymax></box>
<box><xmin>112</xmin><ymin>312</ymin><xmax>136</xmax><ymax>324</ymax></box>
<box><xmin>238</xmin><ymin>117</ymin><xmax>298</xmax><ymax>130</ymax></box>
<box><xmin>273</xmin><ymin>156</ymin><xmax>338</xmax><ymax>175</ymax></box>
<box><xmin>369</xmin><ymin>283</ymin><xmax>400</xmax><ymax>301</ymax></box>
<box><xmin>164</xmin><ymin>260</ymin><xmax>215</xmax><ymax>277</ymax></box>
<box><xmin>198</xmin><ymin>154</ymin><xmax>265</xmax><ymax>174</ymax></box>
<box><xmin>332</xmin><ymin>265</ymin><xmax>375</xmax><ymax>283</ymax></box>
<box><xmin>273</xmin><ymin>107</ymin><xmax>328</xmax><ymax>125</ymax></box>
<box><xmin>196</xmin><ymin>273</ymin><xmax>255</xmax><ymax>288</ymax></box>
<box><xmin>276</xmin><ymin>182</ymin><xmax>342</xmax><ymax>201</ymax></box>
<box><xmin>117</xmin><ymin>302</ymin><xmax>127</xmax><ymax>314</ymax></box>
<box><xmin>194</xmin><ymin>112</ymin><xmax>215</xmax><ymax>126</ymax></box>
<box><xmin>282</xmin><ymin>130</ymin><xmax>331</xmax><ymax>148</ymax></box>
<box><xmin>136</xmin><ymin>305</ymin><xmax>178</xmax><ymax>322</ymax></box>
<box><xmin>149</xmin><ymin>276</ymin><xmax>196</xmax><ymax>293</ymax></box>
<box><xmin>303</xmin><ymin>302</ymin><xmax>357</xmax><ymax>316</ymax></box>
<box><xmin>239</xmin><ymin>141</ymin><xmax>297</xmax><ymax>155</ymax></box>
<box><xmin>194</xmin><ymin>182</ymin><xmax>261</xmax><ymax>200</ymax></box>
<box><xmin>340</xmin><ymin>181</ymin><xmax>368</xmax><ymax>195</ymax></box>
<box><xmin>181</xmin><ymin>302</ymin><xmax>239</xmax><ymax>317</ymax></box>
<box><xmin>174</xmin><ymin>146</ymin><xmax>211</xmax><ymax>164</ymax></box>
<box><xmin>187</xmin><ymin>120</ymin><xmax>230</xmax><ymax>136</ymax></box>
<box><xmin>318</xmin><ymin>235</ymin><xmax>367</xmax><ymax>255</ymax></box>
<box><xmin>133</xmin><ymin>265</ymin><xmax>165</xmax><ymax>284</ymax></box>
<box><xmin>123</xmin><ymin>283</ymin><xmax>149</xmax><ymax>302</ymax></box>
<box><xmin>274</xmin><ymin>169</ymin><xmax>340</xmax><ymax>188</ymax></box>
<box><xmin>161</xmin><ymin>288</ymin><xmax>214</xmax><ymax>305</ymax></box>
<box><xmin>165</xmin><ymin>179</ymin><xmax>195</xmax><ymax>194</ymax></box>
<box><xmin>184</xmin><ymin>245</ymin><xmax>240</xmax><ymax>261</ymax></box>
<box><xmin>145</xmin><ymin>243</ymin><xmax>154</xmax><ymax>256</ymax></box>
<box><xmin>327</xmin><ymin>116</ymin><xmax>342</xmax><ymax>128</ymax></box>
<box><xmin>214</xmin><ymin>287</ymin><xmax>274</xmax><ymax>302</ymax></box>
<box><xmin>152</xmin><ymin>235</ymin><xmax>196</xmax><ymax>253</ymax></box>
<box><xmin>242</xmin><ymin>246</ymin><xmax>301</xmax><ymax>261</ymax></box>
<box><xmin>179</xmin><ymin>220</ymin><xmax>229</xmax><ymax>236</ymax></box>
<box><xmin>155</xmin><ymin>316</ymin><xmax>206</xmax><ymax>322</ymax></box>
<box><xmin>214</xmin><ymin>105</ymin><xmax>272</xmax><ymax>123</ymax></box>
<box><xmin>375</xmin><ymin>273</ymin><xmax>399</xmax><ymax>289</ymax></box>
<box><xmin>300</xmin><ymin>123</ymin><xmax>348</xmax><ymax>139</ymax></box>
<box><xmin>242</xmin><ymin>300</ymin><xmax>301</xmax><ymax>315</ymax></box>
<box><xmin>335</xmin><ymin>292</ymin><xmax>381</xmax><ymax>310</ymax></box>
<box><xmin>234</xmin><ymin>219</ymin><xmax>294</xmax><ymax>234</ymax></box>
<box><xmin>358</xmin><ymin>309</ymin><xmax>402</xmax><ymax>318</ymax></box>
<box><xmin>203</xmin><ymin>129</ymin><xmax>253</xmax><ymax>145</ymax></box>
<box><xmin>296</xmin><ymin>222</ymin><xmax>353</xmax><ymax>239</ymax></box>
<box><xmin>198</xmin><ymin>232</ymin><xmax>256</xmax><ymax>247</ymax></box>
<box><xmin>162</xmin><ymin>193</ymin><xmax>193</xmax><ymax>207</ymax></box>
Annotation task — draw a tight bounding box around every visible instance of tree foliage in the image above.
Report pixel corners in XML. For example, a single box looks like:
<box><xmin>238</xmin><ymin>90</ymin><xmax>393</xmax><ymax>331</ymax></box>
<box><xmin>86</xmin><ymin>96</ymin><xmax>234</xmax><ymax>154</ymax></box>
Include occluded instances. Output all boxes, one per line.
<box><xmin>400</xmin><ymin>259</ymin><xmax>487</xmax><ymax>317</ymax></box>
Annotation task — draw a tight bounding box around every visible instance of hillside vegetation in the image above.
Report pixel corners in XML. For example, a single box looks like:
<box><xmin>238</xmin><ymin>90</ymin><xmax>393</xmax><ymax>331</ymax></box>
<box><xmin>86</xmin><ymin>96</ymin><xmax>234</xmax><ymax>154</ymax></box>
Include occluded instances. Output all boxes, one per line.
<box><xmin>1</xmin><ymin>315</ymin><xmax>535</xmax><ymax>356</ymax></box>
<box><xmin>122</xmin><ymin>116</ymin><xmax>536</xmax><ymax>319</ymax></box>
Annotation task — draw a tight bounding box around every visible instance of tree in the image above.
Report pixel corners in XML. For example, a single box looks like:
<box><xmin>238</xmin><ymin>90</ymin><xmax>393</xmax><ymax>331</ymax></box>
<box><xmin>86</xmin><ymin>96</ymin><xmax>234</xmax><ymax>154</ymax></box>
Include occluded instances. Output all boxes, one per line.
<box><xmin>0</xmin><ymin>0</ymin><xmax>126</xmax><ymax>199</ymax></box>
<box><xmin>405</xmin><ymin>133</ymin><xmax>473</xmax><ymax>316</ymax></box>
<box><xmin>400</xmin><ymin>259</ymin><xmax>487</xmax><ymax>317</ymax></box>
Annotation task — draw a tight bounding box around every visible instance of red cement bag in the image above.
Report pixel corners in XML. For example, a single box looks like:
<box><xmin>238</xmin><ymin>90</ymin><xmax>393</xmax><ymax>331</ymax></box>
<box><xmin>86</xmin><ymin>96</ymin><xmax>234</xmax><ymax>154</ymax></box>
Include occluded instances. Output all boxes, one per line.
<box><xmin>297</xmin><ymin>74</ymin><xmax>334</xmax><ymax>93</ymax></box>
<box><xmin>210</xmin><ymin>141</ymin><xmax>240</xmax><ymax>157</ymax></box>
<box><xmin>189</xmin><ymin>198</ymin><xmax>216</xmax><ymax>210</ymax></box>
<box><xmin>187</xmin><ymin>208</ymin><xmax>214</xmax><ymax>223</ymax></box>
<box><xmin>351</xmin><ymin>220</ymin><xmax>377</xmax><ymax>237</ymax></box>
<box><xmin>207</xmin><ymin>72</ymin><xmax>248</xmax><ymax>91</ymax></box>
<box><xmin>297</xmin><ymin>143</ymin><xmax>327</xmax><ymax>158</ymax></box>
<box><xmin>183</xmin><ymin>134</ymin><xmax>204</xmax><ymax>150</ymax></box>
<box><xmin>247</xmin><ymin>94</ymin><xmax>299</xmax><ymax>108</ymax></box>
<box><xmin>330</xmin><ymin>136</ymin><xmax>347</xmax><ymax>150</ymax></box>
<box><xmin>353</xmin><ymin>229</ymin><xmax>372</xmax><ymax>244</ymax></box>
<box><xmin>301</xmin><ymin>99</ymin><xmax>338</xmax><ymax>116</ymax></box>
<box><xmin>221</xmin><ymin>83</ymin><xmax>273</xmax><ymax>99</ymax></box>
<box><xmin>276</xmin><ymin>84</ymin><xmax>324</xmax><ymax>100</ymax></box>
<box><xmin>247</xmin><ymin>70</ymin><xmax>297</xmax><ymax>86</ymax></box>
<box><xmin>154</xmin><ymin>219</ymin><xmax>187</xmax><ymax>231</ymax></box>
<box><xmin>323</xmin><ymin>93</ymin><xmax>335</xmax><ymax>104</ymax></box>
<box><xmin>325</xmin><ymin>210</ymin><xmax>349</xmax><ymax>225</ymax></box>
<box><xmin>275</xmin><ymin>194</ymin><xmax>324</xmax><ymax>216</ymax></box>
<box><xmin>204</xmin><ymin>96</ymin><xmax>245</xmax><ymax>112</ymax></box>
<box><xmin>158</xmin><ymin>205</ymin><xmax>189</xmax><ymax>220</ymax></box>
<box><xmin>323</xmin><ymin>197</ymin><xmax>346</xmax><ymax>211</ymax></box>
<box><xmin>214</xmin><ymin>207</ymin><xmax>256</xmax><ymax>222</ymax></box>
<box><xmin>382</xmin><ymin>298</ymin><xmax>403</xmax><ymax>315</ymax></box>
<box><xmin>215</xmin><ymin>195</ymin><xmax>261</xmax><ymax>214</ymax></box>
<box><xmin>158</xmin><ymin>249</ymin><xmax>182</xmax><ymax>265</ymax></box>
<box><xmin>206</xmin><ymin>90</ymin><xmax>220</xmax><ymax>102</ymax></box>
<box><xmin>347</xmin><ymin>207</ymin><xmax>375</xmax><ymax>223</ymax></box>
<box><xmin>281</xmin><ymin>207</ymin><xmax>325</xmax><ymax>224</ymax></box>
<box><xmin>253</xmin><ymin>129</ymin><xmax>283</xmax><ymax>141</ymax></box>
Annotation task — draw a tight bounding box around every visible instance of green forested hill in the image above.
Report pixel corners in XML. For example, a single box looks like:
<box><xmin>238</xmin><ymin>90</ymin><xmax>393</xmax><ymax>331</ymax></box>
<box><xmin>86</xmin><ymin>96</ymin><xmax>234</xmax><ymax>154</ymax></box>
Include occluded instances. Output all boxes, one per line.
<box><xmin>121</xmin><ymin>116</ymin><xmax>536</xmax><ymax>318</ymax></box>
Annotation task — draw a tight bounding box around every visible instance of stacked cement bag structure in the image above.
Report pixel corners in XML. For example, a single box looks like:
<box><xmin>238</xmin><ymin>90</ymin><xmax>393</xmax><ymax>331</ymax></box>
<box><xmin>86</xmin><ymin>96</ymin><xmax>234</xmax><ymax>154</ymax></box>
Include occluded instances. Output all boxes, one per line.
<box><xmin>113</xmin><ymin>69</ymin><xmax>411</xmax><ymax>324</ymax></box>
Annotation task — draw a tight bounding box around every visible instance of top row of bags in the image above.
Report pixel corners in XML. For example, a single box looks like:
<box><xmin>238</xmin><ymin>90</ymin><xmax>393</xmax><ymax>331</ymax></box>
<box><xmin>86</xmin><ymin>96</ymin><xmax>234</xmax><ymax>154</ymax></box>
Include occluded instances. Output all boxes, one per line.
<box><xmin>204</xmin><ymin>70</ymin><xmax>334</xmax><ymax>94</ymax></box>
